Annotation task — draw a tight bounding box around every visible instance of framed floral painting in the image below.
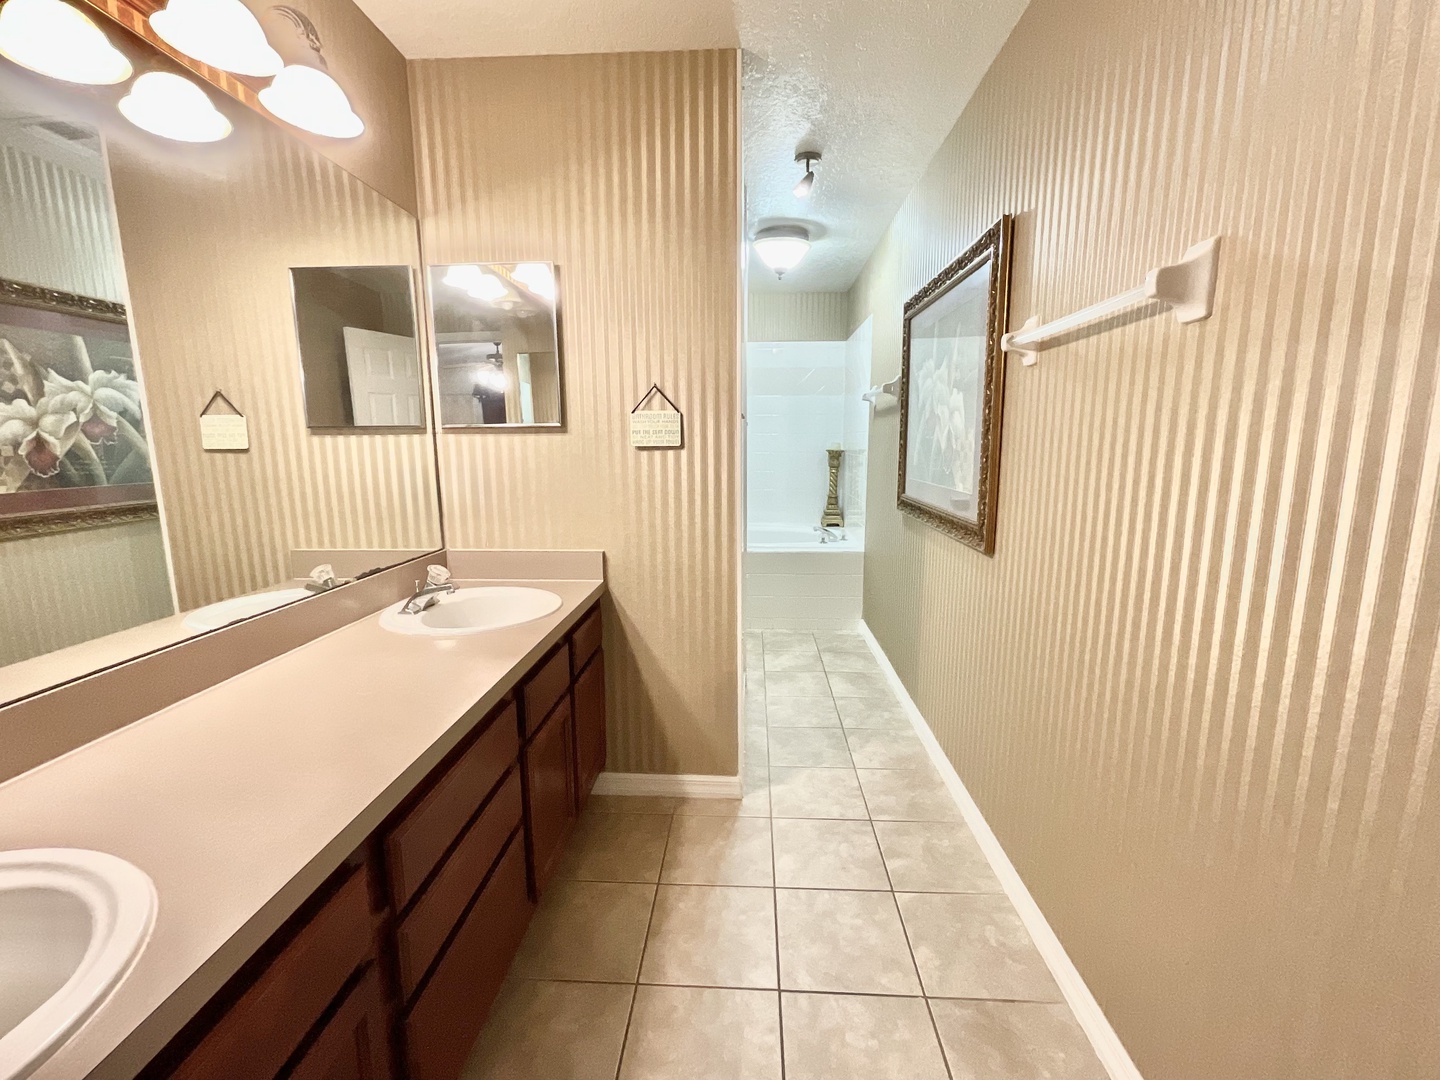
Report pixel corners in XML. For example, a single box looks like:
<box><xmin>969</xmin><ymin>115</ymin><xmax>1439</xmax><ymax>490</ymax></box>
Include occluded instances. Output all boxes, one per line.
<box><xmin>897</xmin><ymin>216</ymin><xmax>1013</xmax><ymax>555</ymax></box>
<box><xmin>0</xmin><ymin>279</ymin><xmax>155</xmax><ymax>538</ymax></box>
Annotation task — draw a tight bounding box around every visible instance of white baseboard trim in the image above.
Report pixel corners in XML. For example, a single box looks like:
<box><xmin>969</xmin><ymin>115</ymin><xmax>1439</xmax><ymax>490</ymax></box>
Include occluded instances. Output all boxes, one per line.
<box><xmin>592</xmin><ymin>771</ymin><xmax>743</xmax><ymax>799</ymax></box>
<box><xmin>857</xmin><ymin>621</ymin><xmax>1145</xmax><ymax>1080</ymax></box>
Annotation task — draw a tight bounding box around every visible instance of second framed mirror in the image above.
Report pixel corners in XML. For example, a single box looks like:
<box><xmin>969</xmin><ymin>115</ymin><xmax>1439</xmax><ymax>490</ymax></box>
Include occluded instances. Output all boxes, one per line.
<box><xmin>429</xmin><ymin>262</ymin><xmax>564</xmax><ymax>429</ymax></box>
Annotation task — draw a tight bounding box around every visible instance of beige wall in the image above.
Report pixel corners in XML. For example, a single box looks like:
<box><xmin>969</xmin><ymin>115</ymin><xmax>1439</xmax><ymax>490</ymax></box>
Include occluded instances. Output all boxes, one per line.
<box><xmin>411</xmin><ymin>51</ymin><xmax>741</xmax><ymax>776</ymax></box>
<box><xmin>109</xmin><ymin>120</ymin><xmax>440</xmax><ymax>611</ymax></box>
<box><xmin>849</xmin><ymin>0</ymin><xmax>1440</xmax><ymax>1077</ymax></box>
<box><xmin>282</xmin><ymin>0</ymin><xmax>417</xmax><ymax>214</ymax></box>
<box><xmin>0</xmin><ymin>519</ymin><xmax>172</xmax><ymax>668</ymax></box>
<box><xmin>747</xmin><ymin>290</ymin><xmax>849</xmax><ymax>342</ymax></box>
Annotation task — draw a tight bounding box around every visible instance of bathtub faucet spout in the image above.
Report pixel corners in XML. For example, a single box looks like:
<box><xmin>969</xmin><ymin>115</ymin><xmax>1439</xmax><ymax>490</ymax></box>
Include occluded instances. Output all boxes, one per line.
<box><xmin>814</xmin><ymin>525</ymin><xmax>844</xmax><ymax>544</ymax></box>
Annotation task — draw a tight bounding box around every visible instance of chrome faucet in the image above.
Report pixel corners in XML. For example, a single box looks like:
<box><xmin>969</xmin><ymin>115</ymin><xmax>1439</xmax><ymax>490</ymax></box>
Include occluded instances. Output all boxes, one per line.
<box><xmin>401</xmin><ymin>578</ymin><xmax>455</xmax><ymax>614</ymax></box>
<box><xmin>814</xmin><ymin>525</ymin><xmax>844</xmax><ymax>544</ymax></box>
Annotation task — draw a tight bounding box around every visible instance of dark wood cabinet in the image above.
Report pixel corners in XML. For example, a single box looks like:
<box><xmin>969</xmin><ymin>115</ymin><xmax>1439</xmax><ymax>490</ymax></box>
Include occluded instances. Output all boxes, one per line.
<box><xmin>286</xmin><ymin>966</ymin><xmax>392</xmax><ymax>1080</ymax></box>
<box><xmin>525</xmin><ymin>696</ymin><xmax>576</xmax><ymax>895</ymax></box>
<box><xmin>155</xmin><ymin>864</ymin><xmax>378</xmax><ymax>1080</ymax></box>
<box><xmin>573</xmin><ymin>651</ymin><xmax>606</xmax><ymax>812</ymax></box>
<box><xmin>402</xmin><ymin>834</ymin><xmax>532</xmax><ymax>1080</ymax></box>
<box><xmin>147</xmin><ymin>601</ymin><xmax>607</xmax><ymax>1080</ymax></box>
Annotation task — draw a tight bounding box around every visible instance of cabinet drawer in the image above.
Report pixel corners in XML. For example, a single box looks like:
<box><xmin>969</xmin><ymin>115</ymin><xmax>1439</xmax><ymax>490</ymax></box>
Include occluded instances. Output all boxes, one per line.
<box><xmin>385</xmin><ymin>698</ymin><xmax>518</xmax><ymax>910</ymax></box>
<box><xmin>169</xmin><ymin>866</ymin><xmax>375</xmax><ymax>1080</ymax></box>
<box><xmin>404</xmin><ymin>833</ymin><xmax>532</xmax><ymax>1080</ymax></box>
<box><xmin>570</xmin><ymin>605</ymin><xmax>602</xmax><ymax>672</ymax></box>
<box><xmin>285</xmin><ymin>965</ymin><xmax>391</xmax><ymax>1080</ymax></box>
<box><xmin>521</xmin><ymin>643</ymin><xmax>570</xmax><ymax>737</ymax></box>
<box><xmin>396</xmin><ymin>769</ymin><xmax>523</xmax><ymax>1000</ymax></box>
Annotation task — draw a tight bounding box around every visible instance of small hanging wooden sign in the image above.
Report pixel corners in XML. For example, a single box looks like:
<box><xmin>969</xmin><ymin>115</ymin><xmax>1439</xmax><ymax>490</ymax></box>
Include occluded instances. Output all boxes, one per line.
<box><xmin>199</xmin><ymin>390</ymin><xmax>250</xmax><ymax>451</ymax></box>
<box><xmin>629</xmin><ymin>384</ymin><xmax>683</xmax><ymax>448</ymax></box>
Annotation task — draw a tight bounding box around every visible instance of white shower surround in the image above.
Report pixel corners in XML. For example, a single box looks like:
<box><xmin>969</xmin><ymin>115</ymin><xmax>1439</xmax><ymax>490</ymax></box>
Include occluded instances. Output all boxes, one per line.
<box><xmin>744</xmin><ymin>325</ymin><xmax>872</xmax><ymax>630</ymax></box>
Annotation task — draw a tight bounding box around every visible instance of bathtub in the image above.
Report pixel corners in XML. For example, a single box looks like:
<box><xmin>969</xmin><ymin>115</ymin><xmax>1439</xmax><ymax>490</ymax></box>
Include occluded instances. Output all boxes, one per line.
<box><xmin>744</xmin><ymin>524</ymin><xmax>865</xmax><ymax>630</ymax></box>
<box><xmin>746</xmin><ymin>525</ymin><xmax>865</xmax><ymax>552</ymax></box>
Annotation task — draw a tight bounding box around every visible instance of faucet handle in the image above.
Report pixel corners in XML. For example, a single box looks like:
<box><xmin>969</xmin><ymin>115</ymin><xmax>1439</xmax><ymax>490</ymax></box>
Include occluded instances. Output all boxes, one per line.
<box><xmin>426</xmin><ymin>565</ymin><xmax>452</xmax><ymax>587</ymax></box>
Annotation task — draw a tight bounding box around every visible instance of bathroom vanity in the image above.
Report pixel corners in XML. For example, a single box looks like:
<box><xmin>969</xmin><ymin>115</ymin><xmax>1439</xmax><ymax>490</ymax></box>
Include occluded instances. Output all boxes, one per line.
<box><xmin>138</xmin><ymin>600</ymin><xmax>605</xmax><ymax>1080</ymax></box>
<box><xmin>0</xmin><ymin>565</ymin><xmax>608</xmax><ymax>1080</ymax></box>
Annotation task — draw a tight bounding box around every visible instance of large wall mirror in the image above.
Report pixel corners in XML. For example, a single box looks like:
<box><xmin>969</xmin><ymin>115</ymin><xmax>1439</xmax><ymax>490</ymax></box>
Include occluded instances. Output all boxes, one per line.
<box><xmin>429</xmin><ymin>262</ymin><xmax>564</xmax><ymax>428</ymax></box>
<box><xmin>0</xmin><ymin>28</ymin><xmax>442</xmax><ymax>707</ymax></box>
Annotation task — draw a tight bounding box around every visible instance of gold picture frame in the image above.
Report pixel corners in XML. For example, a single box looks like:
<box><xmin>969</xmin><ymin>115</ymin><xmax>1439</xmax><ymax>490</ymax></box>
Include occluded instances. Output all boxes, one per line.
<box><xmin>897</xmin><ymin>215</ymin><xmax>1013</xmax><ymax>554</ymax></box>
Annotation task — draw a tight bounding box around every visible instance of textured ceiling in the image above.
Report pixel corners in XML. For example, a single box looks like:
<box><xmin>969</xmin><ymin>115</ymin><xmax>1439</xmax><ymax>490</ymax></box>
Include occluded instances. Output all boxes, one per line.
<box><xmin>351</xmin><ymin>0</ymin><xmax>738</xmax><ymax>58</ymax></box>
<box><xmin>740</xmin><ymin>0</ymin><xmax>1031</xmax><ymax>292</ymax></box>
<box><xmin>353</xmin><ymin>0</ymin><xmax>1032</xmax><ymax>293</ymax></box>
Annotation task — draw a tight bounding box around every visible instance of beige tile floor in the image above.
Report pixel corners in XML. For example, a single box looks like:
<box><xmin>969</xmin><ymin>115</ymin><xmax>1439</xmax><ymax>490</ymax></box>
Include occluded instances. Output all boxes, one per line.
<box><xmin>462</xmin><ymin>630</ymin><xmax>1110</xmax><ymax>1080</ymax></box>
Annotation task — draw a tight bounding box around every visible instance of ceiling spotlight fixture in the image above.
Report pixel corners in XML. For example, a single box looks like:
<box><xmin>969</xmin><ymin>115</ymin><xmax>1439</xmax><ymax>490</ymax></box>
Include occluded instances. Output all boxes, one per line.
<box><xmin>118</xmin><ymin>71</ymin><xmax>233</xmax><ymax>143</ymax></box>
<box><xmin>0</xmin><ymin>0</ymin><xmax>133</xmax><ymax>85</ymax></box>
<box><xmin>149</xmin><ymin>0</ymin><xmax>283</xmax><ymax>77</ymax></box>
<box><xmin>753</xmin><ymin>224</ymin><xmax>811</xmax><ymax>279</ymax></box>
<box><xmin>793</xmin><ymin>150</ymin><xmax>820</xmax><ymax>198</ymax></box>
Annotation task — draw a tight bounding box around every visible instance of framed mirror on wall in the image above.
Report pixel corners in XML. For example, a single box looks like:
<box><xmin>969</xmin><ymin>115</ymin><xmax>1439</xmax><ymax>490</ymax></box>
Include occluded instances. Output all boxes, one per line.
<box><xmin>291</xmin><ymin>265</ymin><xmax>425</xmax><ymax>431</ymax></box>
<box><xmin>0</xmin><ymin>17</ymin><xmax>443</xmax><ymax>707</ymax></box>
<box><xmin>428</xmin><ymin>262</ymin><xmax>565</xmax><ymax>429</ymax></box>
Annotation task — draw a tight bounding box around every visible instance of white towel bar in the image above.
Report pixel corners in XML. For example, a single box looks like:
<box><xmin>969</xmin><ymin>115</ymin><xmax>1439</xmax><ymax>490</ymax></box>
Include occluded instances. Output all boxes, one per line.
<box><xmin>862</xmin><ymin>376</ymin><xmax>901</xmax><ymax>404</ymax></box>
<box><xmin>1001</xmin><ymin>235</ymin><xmax>1220</xmax><ymax>366</ymax></box>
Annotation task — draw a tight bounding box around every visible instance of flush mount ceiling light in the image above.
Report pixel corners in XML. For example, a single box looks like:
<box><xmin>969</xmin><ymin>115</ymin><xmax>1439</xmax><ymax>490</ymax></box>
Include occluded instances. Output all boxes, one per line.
<box><xmin>259</xmin><ymin>63</ymin><xmax>363</xmax><ymax>138</ymax></box>
<box><xmin>753</xmin><ymin>225</ymin><xmax>811</xmax><ymax>279</ymax></box>
<box><xmin>118</xmin><ymin>71</ymin><xmax>233</xmax><ymax>143</ymax></box>
<box><xmin>512</xmin><ymin>262</ymin><xmax>555</xmax><ymax>301</ymax></box>
<box><xmin>149</xmin><ymin>0</ymin><xmax>283</xmax><ymax>77</ymax></box>
<box><xmin>0</xmin><ymin>0</ymin><xmax>133</xmax><ymax>85</ymax></box>
<box><xmin>793</xmin><ymin>151</ymin><xmax>820</xmax><ymax>198</ymax></box>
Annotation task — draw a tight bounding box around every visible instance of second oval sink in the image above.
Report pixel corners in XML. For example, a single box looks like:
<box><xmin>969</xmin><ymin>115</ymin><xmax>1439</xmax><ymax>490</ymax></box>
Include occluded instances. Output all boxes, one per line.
<box><xmin>0</xmin><ymin>849</ymin><xmax>157</xmax><ymax>1080</ymax></box>
<box><xmin>379</xmin><ymin>587</ymin><xmax>563</xmax><ymax>636</ymax></box>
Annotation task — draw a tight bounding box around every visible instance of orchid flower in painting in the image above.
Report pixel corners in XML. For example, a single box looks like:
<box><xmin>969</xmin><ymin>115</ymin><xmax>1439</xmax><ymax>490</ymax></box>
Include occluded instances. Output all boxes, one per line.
<box><xmin>0</xmin><ymin>396</ymin><xmax>81</xmax><ymax>478</ymax></box>
<box><xmin>42</xmin><ymin>369</ymin><xmax>143</xmax><ymax>445</ymax></box>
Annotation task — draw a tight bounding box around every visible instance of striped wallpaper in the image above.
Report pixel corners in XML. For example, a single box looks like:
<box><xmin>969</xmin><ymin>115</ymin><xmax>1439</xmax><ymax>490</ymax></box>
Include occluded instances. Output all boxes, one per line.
<box><xmin>411</xmin><ymin>50</ymin><xmax>741</xmax><ymax>776</ymax></box>
<box><xmin>849</xmin><ymin>0</ymin><xmax>1440</xmax><ymax>1077</ymax></box>
<box><xmin>0</xmin><ymin>141</ymin><xmax>123</xmax><ymax>302</ymax></box>
<box><xmin>747</xmin><ymin>290</ymin><xmax>849</xmax><ymax>342</ymax></box>
<box><xmin>108</xmin><ymin>116</ymin><xmax>441</xmax><ymax>611</ymax></box>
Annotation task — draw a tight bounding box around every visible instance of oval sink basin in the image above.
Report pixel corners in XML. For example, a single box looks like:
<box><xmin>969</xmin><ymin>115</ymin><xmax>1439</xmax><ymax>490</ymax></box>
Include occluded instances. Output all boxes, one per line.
<box><xmin>183</xmin><ymin>587</ymin><xmax>312</xmax><ymax>632</ymax></box>
<box><xmin>0</xmin><ymin>850</ymin><xmax>156</xmax><ymax>1080</ymax></box>
<box><xmin>379</xmin><ymin>587</ymin><xmax>563</xmax><ymax>636</ymax></box>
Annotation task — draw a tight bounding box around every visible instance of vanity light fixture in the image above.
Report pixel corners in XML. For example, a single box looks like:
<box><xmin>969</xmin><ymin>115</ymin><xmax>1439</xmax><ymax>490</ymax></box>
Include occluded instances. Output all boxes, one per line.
<box><xmin>259</xmin><ymin>63</ymin><xmax>363</xmax><ymax>139</ymax></box>
<box><xmin>793</xmin><ymin>151</ymin><xmax>820</xmax><ymax>198</ymax></box>
<box><xmin>753</xmin><ymin>224</ymin><xmax>811</xmax><ymax>279</ymax></box>
<box><xmin>0</xmin><ymin>0</ymin><xmax>133</xmax><ymax>85</ymax></box>
<box><xmin>118</xmin><ymin>71</ymin><xmax>233</xmax><ymax>143</ymax></box>
<box><xmin>149</xmin><ymin>0</ymin><xmax>283</xmax><ymax>77</ymax></box>
<box><xmin>442</xmin><ymin>264</ymin><xmax>509</xmax><ymax>302</ymax></box>
<box><xmin>512</xmin><ymin>262</ymin><xmax>555</xmax><ymax>301</ymax></box>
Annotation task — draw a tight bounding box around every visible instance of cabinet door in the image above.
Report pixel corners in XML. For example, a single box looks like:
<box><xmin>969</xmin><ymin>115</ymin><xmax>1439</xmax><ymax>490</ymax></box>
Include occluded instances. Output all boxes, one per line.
<box><xmin>525</xmin><ymin>697</ymin><xmax>575</xmax><ymax>895</ymax></box>
<box><xmin>166</xmin><ymin>866</ymin><xmax>376</xmax><ymax>1080</ymax></box>
<box><xmin>573</xmin><ymin>652</ymin><xmax>606</xmax><ymax>811</ymax></box>
<box><xmin>286</xmin><ymin>966</ymin><xmax>391</xmax><ymax>1080</ymax></box>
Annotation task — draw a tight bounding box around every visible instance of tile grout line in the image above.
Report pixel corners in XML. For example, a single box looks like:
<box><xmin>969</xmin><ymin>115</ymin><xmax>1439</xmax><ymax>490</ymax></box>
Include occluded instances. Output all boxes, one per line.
<box><xmin>865</xmin><ymin>673</ymin><xmax>957</xmax><ymax>1080</ymax></box>
<box><xmin>768</xmin><ymin>635</ymin><xmax>787</xmax><ymax>1080</ymax></box>
<box><xmin>611</xmin><ymin>807</ymin><xmax>676</xmax><ymax>1080</ymax></box>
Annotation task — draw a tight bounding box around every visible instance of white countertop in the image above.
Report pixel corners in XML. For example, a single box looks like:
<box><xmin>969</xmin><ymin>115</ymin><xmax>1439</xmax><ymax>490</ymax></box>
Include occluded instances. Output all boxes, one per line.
<box><xmin>0</xmin><ymin>577</ymin><xmax>605</xmax><ymax>1080</ymax></box>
